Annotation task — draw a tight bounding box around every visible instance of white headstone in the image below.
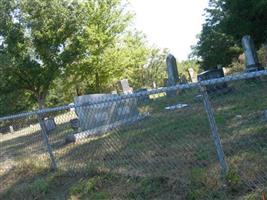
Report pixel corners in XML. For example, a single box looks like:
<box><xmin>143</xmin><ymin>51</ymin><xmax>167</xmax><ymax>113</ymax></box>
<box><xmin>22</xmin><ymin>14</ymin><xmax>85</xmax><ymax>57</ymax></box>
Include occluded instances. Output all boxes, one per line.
<box><xmin>74</xmin><ymin>94</ymin><xmax>139</xmax><ymax>132</ymax></box>
<box><xmin>118</xmin><ymin>79</ymin><xmax>133</xmax><ymax>94</ymax></box>
<box><xmin>153</xmin><ymin>82</ymin><xmax>157</xmax><ymax>89</ymax></box>
<box><xmin>9</xmin><ymin>126</ymin><xmax>14</xmax><ymax>133</ymax></box>
<box><xmin>188</xmin><ymin>68</ymin><xmax>198</xmax><ymax>83</ymax></box>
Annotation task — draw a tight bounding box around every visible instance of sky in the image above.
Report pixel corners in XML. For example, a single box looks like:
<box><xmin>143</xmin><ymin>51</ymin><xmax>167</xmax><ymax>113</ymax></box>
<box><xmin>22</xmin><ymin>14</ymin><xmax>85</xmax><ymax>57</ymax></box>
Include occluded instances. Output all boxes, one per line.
<box><xmin>129</xmin><ymin>0</ymin><xmax>209</xmax><ymax>61</ymax></box>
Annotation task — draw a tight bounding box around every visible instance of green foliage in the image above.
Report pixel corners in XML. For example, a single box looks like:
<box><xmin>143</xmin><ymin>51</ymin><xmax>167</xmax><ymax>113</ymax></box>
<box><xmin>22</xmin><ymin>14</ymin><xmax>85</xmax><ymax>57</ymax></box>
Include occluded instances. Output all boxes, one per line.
<box><xmin>192</xmin><ymin>25</ymin><xmax>242</xmax><ymax>70</ymax></box>
<box><xmin>186</xmin><ymin>168</ymin><xmax>226</xmax><ymax>200</ymax></box>
<box><xmin>0</xmin><ymin>0</ymin><xmax>83</xmax><ymax>109</ymax></box>
<box><xmin>64</xmin><ymin>0</ymin><xmax>134</xmax><ymax>94</ymax></box>
<box><xmin>192</xmin><ymin>0</ymin><xmax>267</xmax><ymax>70</ymax></box>
<box><xmin>258</xmin><ymin>45</ymin><xmax>267</xmax><ymax>67</ymax></box>
<box><xmin>28</xmin><ymin>178</ymin><xmax>50</xmax><ymax>198</ymax></box>
<box><xmin>134</xmin><ymin>47</ymin><xmax>169</xmax><ymax>88</ymax></box>
<box><xmin>0</xmin><ymin>0</ymin><xmax>156</xmax><ymax>113</ymax></box>
<box><xmin>69</xmin><ymin>174</ymin><xmax>111</xmax><ymax>199</ymax></box>
<box><xmin>225</xmin><ymin>169</ymin><xmax>243</xmax><ymax>192</ymax></box>
<box><xmin>177</xmin><ymin>60</ymin><xmax>200</xmax><ymax>82</ymax></box>
<box><xmin>129</xmin><ymin>177</ymin><xmax>169</xmax><ymax>199</ymax></box>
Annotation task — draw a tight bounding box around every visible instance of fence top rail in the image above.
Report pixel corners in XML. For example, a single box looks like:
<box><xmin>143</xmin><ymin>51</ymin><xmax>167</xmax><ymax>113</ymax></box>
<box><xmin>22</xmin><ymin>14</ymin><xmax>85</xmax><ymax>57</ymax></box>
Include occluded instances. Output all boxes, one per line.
<box><xmin>0</xmin><ymin>69</ymin><xmax>267</xmax><ymax>122</ymax></box>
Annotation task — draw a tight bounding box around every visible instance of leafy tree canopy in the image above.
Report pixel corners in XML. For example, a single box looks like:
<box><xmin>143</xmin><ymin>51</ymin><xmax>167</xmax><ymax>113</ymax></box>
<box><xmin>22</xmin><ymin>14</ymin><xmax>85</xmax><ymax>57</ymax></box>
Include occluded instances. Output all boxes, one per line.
<box><xmin>0</xmin><ymin>0</ymin><xmax>83</xmax><ymax>109</ymax></box>
<box><xmin>0</xmin><ymin>0</ymin><xmax>169</xmax><ymax>115</ymax></box>
<box><xmin>192</xmin><ymin>0</ymin><xmax>267</xmax><ymax>70</ymax></box>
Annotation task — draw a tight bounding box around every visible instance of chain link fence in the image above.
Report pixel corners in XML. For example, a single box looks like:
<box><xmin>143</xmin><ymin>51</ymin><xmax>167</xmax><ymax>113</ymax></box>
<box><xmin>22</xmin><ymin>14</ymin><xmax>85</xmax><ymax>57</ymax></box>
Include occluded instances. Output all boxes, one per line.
<box><xmin>1</xmin><ymin>70</ymin><xmax>267</xmax><ymax>199</ymax></box>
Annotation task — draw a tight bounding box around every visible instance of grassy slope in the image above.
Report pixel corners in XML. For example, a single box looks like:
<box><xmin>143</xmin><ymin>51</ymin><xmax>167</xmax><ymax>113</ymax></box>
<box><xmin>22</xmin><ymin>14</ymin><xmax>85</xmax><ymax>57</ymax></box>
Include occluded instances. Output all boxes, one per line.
<box><xmin>1</xmin><ymin>79</ymin><xmax>267</xmax><ymax>199</ymax></box>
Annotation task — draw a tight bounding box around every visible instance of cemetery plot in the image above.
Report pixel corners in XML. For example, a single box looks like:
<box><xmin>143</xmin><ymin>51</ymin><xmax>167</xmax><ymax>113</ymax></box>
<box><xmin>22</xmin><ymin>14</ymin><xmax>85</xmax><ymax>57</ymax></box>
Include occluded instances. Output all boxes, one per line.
<box><xmin>1</xmin><ymin>73</ymin><xmax>267</xmax><ymax>199</ymax></box>
<box><xmin>71</xmin><ymin>94</ymin><xmax>148</xmax><ymax>142</ymax></box>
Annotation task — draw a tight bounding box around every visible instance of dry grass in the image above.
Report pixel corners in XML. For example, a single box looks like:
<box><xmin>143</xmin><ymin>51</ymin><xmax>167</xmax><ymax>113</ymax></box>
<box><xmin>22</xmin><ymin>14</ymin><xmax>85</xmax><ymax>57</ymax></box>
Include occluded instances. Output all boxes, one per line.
<box><xmin>1</xmin><ymin>79</ymin><xmax>267</xmax><ymax>199</ymax></box>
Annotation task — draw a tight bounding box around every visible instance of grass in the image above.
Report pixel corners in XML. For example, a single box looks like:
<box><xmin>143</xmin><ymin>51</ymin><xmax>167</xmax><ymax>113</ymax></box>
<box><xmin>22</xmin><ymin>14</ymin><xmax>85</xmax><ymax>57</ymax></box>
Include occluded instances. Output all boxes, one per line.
<box><xmin>1</xmin><ymin>78</ymin><xmax>267</xmax><ymax>199</ymax></box>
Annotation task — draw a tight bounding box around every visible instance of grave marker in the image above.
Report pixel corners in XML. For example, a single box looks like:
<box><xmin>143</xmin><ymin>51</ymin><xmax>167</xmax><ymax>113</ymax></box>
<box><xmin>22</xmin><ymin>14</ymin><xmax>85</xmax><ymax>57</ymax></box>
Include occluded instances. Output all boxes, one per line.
<box><xmin>70</xmin><ymin>118</ymin><xmax>79</xmax><ymax>131</ymax></box>
<box><xmin>166</xmin><ymin>54</ymin><xmax>179</xmax><ymax>86</ymax></box>
<box><xmin>117</xmin><ymin>79</ymin><xmax>133</xmax><ymax>94</ymax></box>
<box><xmin>9</xmin><ymin>126</ymin><xmax>14</xmax><ymax>133</ymax></box>
<box><xmin>44</xmin><ymin>118</ymin><xmax>56</xmax><ymax>133</ymax></box>
<box><xmin>242</xmin><ymin>35</ymin><xmax>263</xmax><ymax>72</ymax></box>
<box><xmin>188</xmin><ymin>68</ymin><xmax>198</xmax><ymax>83</ymax></box>
<box><xmin>69</xmin><ymin>93</ymin><xmax>144</xmax><ymax>142</ymax></box>
<box><xmin>197</xmin><ymin>69</ymin><xmax>229</xmax><ymax>93</ymax></box>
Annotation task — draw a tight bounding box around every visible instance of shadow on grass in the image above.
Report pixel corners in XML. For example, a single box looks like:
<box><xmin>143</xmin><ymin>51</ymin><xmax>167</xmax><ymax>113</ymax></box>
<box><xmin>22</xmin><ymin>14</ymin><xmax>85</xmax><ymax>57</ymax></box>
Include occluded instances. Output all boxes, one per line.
<box><xmin>1</xmin><ymin>79</ymin><xmax>267</xmax><ymax>199</ymax></box>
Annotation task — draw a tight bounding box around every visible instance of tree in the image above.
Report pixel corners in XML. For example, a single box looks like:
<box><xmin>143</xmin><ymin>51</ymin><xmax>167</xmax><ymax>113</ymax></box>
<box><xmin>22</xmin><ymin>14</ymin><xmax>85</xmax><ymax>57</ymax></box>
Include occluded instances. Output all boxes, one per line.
<box><xmin>192</xmin><ymin>0</ymin><xmax>267</xmax><ymax>70</ymax></box>
<box><xmin>219</xmin><ymin>0</ymin><xmax>267</xmax><ymax>48</ymax></box>
<box><xmin>192</xmin><ymin>24</ymin><xmax>241</xmax><ymax>70</ymax></box>
<box><xmin>141</xmin><ymin>48</ymin><xmax>169</xmax><ymax>88</ymax></box>
<box><xmin>177</xmin><ymin>60</ymin><xmax>200</xmax><ymax>81</ymax></box>
<box><xmin>0</xmin><ymin>0</ymin><xmax>83</xmax><ymax>109</ymax></box>
<box><xmin>65</xmin><ymin>0</ymin><xmax>134</xmax><ymax>94</ymax></box>
<box><xmin>0</xmin><ymin>0</ymin><xmax>169</xmax><ymax>115</ymax></box>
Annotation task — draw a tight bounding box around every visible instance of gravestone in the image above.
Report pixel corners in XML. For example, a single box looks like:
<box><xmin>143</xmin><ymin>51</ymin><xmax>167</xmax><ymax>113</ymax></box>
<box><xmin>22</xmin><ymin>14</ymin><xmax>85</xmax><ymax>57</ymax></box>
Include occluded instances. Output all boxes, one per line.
<box><xmin>222</xmin><ymin>67</ymin><xmax>227</xmax><ymax>75</ymax></box>
<box><xmin>188</xmin><ymin>68</ymin><xmax>198</xmax><ymax>83</ymax></box>
<box><xmin>197</xmin><ymin>69</ymin><xmax>228</xmax><ymax>93</ymax></box>
<box><xmin>117</xmin><ymin>79</ymin><xmax>133</xmax><ymax>94</ymax></box>
<box><xmin>74</xmin><ymin>94</ymin><xmax>116</xmax><ymax>131</ymax></box>
<box><xmin>153</xmin><ymin>82</ymin><xmax>157</xmax><ymax>89</ymax></box>
<box><xmin>44</xmin><ymin>118</ymin><xmax>56</xmax><ymax>133</ymax></box>
<box><xmin>70</xmin><ymin>94</ymin><xmax>142</xmax><ymax>141</ymax></box>
<box><xmin>9</xmin><ymin>126</ymin><xmax>14</xmax><ymax>133</ymax></box>
<box><xmin>70</xmin><ymin>118</ymin><xmax>79</xmax><ymax>131</ymax></box>
<box><xmin>242</xmin><ymin>35</ymin><xmax>264</xmax><ymax>72</ymax></box>
<box><xmin>0</xmin><ymin>126</ymin><xmax>10</xmax><ymax>134</ymax></box>
<box><xmin>166</xmin><ymin>54</ymin><xmax>179</xmax><ymax>86</ymax></box>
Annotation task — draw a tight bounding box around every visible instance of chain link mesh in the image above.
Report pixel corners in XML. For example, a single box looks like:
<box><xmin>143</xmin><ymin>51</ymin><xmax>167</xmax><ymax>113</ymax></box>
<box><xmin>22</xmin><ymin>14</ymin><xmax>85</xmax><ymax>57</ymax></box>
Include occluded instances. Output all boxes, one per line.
<box><xmin>1</xmin><ymin>70</ymin><xmax>267</xmax><ymax>199</ymax></box>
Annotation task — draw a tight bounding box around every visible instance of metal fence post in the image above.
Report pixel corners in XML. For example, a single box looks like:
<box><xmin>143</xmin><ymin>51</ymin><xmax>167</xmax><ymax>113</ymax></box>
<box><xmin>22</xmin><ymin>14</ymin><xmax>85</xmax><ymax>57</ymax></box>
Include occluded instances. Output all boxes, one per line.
<box><xmin>200</xmin><ymin>86</ymin><xmax>228</xmax><ymax>175</ymax></box>
<box><xmin>37</xmin><ymin>113</ymin><xmax>57</xmax><ymax>170</ymax></box>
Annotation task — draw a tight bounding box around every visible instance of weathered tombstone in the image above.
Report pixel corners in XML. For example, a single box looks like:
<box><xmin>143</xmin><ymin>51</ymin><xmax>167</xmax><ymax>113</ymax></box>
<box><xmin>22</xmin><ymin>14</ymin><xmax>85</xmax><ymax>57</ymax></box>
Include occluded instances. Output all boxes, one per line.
<box><xmin>9</xmin><ymin>125</ymin><xmax>14</xmax><ymax>133</ymax></box>
<box><xmin>188</xmin><ymin>68</ymin><xmax>198</xmax><ymax>83</ymax></box>
<box><xmin>70</xmin><ymin>118</ymin><xmax>79</xmax><ymax>131</ymax></box>
<box><xmin>222</xmin><ymin>67</ymin><xmax>227</xmax><ymax>75</ymax></box>
<box><xmin>74</xmin><ymin>94</ymin><xmax>116</xmax><ymax>131</ymax></box>
<box><xmin>44</xmin><ymin>118</ymin><xmax>56</xmax><ymax>133</ymax></box>
<box><xmin>166</xmin><ymin>54</ymin><xmax>179</xmax><ymax>86</ymax></box>
<box><xmin>117</xmin><ymin>79</ymin><xmax>133</xmax><ymax>94</ymax></box>
<box><xmin>0</xmin><ymin>126</ymin><xmax>9</xmax><ymax>134</ymax></box>
<box><xmin>242</xmin><ymin>35</ymin><xmax>264</xmax><ymax>72</ymax></box>
<box><xmin>153</xmin><ymin>82</ymin><xmax>157</xmax><ymax>89</ymax></box>
<box><xmin>70</xmin><ymin>94</ymin><xmax>143</xmax><ymax>141</ymax></box>
<box><xmin>197</xmin><ymin>69</ymin><xmax>229</xmax><ymax>93</ymax></box>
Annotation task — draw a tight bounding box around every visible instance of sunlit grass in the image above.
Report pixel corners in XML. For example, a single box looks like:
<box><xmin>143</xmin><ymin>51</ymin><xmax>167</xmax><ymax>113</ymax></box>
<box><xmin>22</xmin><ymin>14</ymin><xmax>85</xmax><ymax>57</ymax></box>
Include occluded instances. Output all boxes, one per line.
<box><xmin>1</xmin><ymin>79</ymin><xmax>267</xmax><ymax>199</ymax></box>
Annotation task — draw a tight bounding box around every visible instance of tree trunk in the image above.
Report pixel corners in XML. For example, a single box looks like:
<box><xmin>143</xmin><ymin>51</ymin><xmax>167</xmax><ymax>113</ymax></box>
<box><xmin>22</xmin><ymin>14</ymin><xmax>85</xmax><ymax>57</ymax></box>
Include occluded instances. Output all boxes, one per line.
<box><xmin>75</xmin><ymin>85</ymin><xmax>82</xmax><ymax>96</ymax></box>
<box><xmin>37</xmin><ymin>93</ymin><xmax>46</xmax><ymax>109</ymax></box>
